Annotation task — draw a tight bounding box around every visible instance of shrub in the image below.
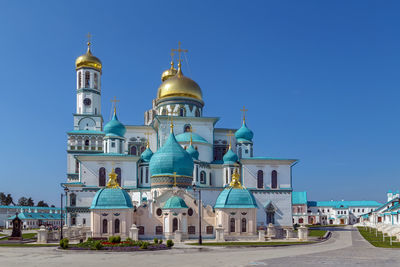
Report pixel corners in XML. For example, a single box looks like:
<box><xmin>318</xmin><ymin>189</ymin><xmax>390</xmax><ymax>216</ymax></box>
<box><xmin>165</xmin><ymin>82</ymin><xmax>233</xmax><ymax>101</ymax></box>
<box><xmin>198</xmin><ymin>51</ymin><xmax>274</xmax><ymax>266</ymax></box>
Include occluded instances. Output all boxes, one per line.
<box><xmin>153</xmin><ymin>238</ymin><xmax>158</xmax><ymax>244</ymax></box>
<box><xmin>166</xmin><ymin>239</ymin><xmax>174</xmax><ymax>248</ymax></box>
<box><xmin>93</xmin><ymin>240</ymin><xmax>103</xmax><ymax>250</ymax></box>
<box><xmin>158</xmin><ymin>239</ymin><xmax>163</xmax><ymax>244</ymax></box>
<box><xmin>140</xmin><ymin>241</ymin><xmax>149</xmax><ymax>249</ymax></box>
<box><xmin>60</xmin><ymin>238</ymin><xmax>69</xmax><ymax>249</ymax></box>
<box><xmin>108</xmin><ymin>235</ymin><xmax>121</xmax><ymax>243</ymax></box>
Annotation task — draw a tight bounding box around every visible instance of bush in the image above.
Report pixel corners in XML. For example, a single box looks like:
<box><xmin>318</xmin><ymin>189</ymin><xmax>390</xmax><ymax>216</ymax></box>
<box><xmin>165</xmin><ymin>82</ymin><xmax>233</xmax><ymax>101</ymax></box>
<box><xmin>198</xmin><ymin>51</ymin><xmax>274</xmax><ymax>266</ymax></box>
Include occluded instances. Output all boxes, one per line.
<box><xmin>158</xmin><ymin>239</ymin><xmax>163</xmax><ymax>244</ymax></box>
<box><xmin>140</xmin><ymin>241</ymin><xmax>149</xmax><ymax>249</ymax></box>
<box><xmin>108</xmin><ymin>235</ymin><xmax>121</xmax><ymax>243</ymax></box>
<box><xmin>153</xmin><ymin>238</ymin><xmax>158</xmax><ymax>244</ymax></box>
<box><xmin>166</xmin><ymin>239</ymin><xmax>174</xmax><ymax>248</ymax></box>
<box><xmin>93</xmin><ymin>240</ymin><xmax>103</xmax><ymax>250</ymax></box>
<box><xmin>60</xmin><ymin>238</ymin><xmax>69</xmax><ymax>249</ymax></box>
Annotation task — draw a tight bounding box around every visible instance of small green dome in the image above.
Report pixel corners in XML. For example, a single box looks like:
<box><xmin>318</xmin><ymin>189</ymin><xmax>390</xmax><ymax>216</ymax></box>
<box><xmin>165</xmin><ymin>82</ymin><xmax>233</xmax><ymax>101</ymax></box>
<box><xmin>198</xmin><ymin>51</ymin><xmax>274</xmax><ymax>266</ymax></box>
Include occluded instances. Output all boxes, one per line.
<box><xmin>104</xmin><ymin>112</ymin><xmax>126</xmax><ymax>137</ymax></box>
<box><xmin>90</xmin><ymin>188</ymin><xmax>133</xmax><ymax>209</ymax></box>
<box><xmin>175</xmin><ymin>132</ymin><xmax>208</xmax><ymax>144</ymax></box>
<box><xmin>223</xmin><ymin>148</ymin><xmax>238</xmax><ymax>164</ymax></box>
<box><xmin>235</xmin><ymin>122</ymin><xmax>253</xmax><ymax>143</ymax></box>
<box><xmin>150</xmin><ymin>132</ymin><xmax>194</xmax><ymax>177</ymax></box>
<box><xmin>162</xmin><ymin>196</ymin><xmax>189</xmax><ymax>209</ymax></box>
<box><xmin>214</xmin><ymin>188</ymin><xmax>258</xmax><ymax>209</ymax></box>
<box><xmin>186</xmin><ymin>145</ymin><xmax>199</xmax><ymax>160</ymax></box>
<box><xmin>140</xmin><ymin>147</ymin><xmax>153</xmax><ymax>162</ymax></box>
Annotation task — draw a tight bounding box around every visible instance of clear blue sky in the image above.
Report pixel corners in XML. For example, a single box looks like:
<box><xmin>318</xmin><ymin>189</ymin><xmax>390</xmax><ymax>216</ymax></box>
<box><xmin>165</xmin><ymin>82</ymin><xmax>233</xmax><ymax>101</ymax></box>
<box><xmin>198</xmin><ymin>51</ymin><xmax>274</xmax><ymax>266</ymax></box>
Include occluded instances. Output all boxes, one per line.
<box><xmin>0</xmin><ymin>1</ymin><xmax>399</xmax><ymax>206</ymax></box>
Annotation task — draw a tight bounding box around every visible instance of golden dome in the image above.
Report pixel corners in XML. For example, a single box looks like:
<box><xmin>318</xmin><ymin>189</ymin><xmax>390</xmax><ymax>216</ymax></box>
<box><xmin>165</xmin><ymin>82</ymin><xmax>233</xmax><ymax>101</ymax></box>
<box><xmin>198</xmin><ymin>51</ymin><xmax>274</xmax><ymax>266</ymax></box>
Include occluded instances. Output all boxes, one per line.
<box><xmin>161</xmin><ymin>61</ymin><xmax>177</xmax><ymax>82</ymax></box>
<box><xmin>157</xmin><ymin>63</ymin><xmax>202</xmax><ymax>101</ymax></box>
<box><xmin>75</xmin><ymin>42</ymin><xmax>102</xmax><ymax>72</ymax></box>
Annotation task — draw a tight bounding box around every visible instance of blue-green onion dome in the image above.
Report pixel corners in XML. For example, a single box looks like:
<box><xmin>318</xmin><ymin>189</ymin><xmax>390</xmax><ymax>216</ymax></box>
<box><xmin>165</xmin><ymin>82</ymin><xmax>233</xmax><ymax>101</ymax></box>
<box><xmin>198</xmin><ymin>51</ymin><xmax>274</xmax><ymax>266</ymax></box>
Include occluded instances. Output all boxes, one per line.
<box><xmin>149</xmin><ymin>132</ymin><xmax>194</xmax><ymax>177</ymax></box>
<box><xmin>186</xmin><ymin>145</ymin><xmax>199</xmax><ymax>160</ymax></box>
<box><xmin>223</xmin><ymin>147</ymin><xmax>238</xmax><ymax>164</ymax></box>
<box><xmin>104</xmin><ymin>111</ymin><xmax>126</xmax><ymax>137</ymax></box>
<box><xmin>162</xmin><ymin>196</ymin><xmax>188</xmax><ymax>209</ymax></box>
<box><xmin>140</xmin><ymin>147</ymin><xmax>153</xmax><ymax>162</ymax></box>
<box><xmin>235</xmin><ymin>122</ymin><xmax>253</xmax><ymax>143</ymax></box>
<box><xmin>90</xmin><ymin>188</ymin><xmax>133</xmax><ymax>209</ymax></box>
<box><xmin>214</xmin><ymin>187</ymin><xmax>258</xmax><ymax>209</ymax></box>
<box><xmin>176</xmin><ymin>132</ymin><xmax>208</xmax><ymax>144</ymax></box>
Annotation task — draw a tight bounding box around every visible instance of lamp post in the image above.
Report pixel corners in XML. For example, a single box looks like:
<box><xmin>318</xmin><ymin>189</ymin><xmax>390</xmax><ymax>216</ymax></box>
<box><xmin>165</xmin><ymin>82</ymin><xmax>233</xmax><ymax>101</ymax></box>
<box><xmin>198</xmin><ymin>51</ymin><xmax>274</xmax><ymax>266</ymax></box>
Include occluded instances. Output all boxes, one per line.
<box><xmin>192</xmin><ymin>183</ymin><xmax>202</xmax><ymax>245</ymax></box>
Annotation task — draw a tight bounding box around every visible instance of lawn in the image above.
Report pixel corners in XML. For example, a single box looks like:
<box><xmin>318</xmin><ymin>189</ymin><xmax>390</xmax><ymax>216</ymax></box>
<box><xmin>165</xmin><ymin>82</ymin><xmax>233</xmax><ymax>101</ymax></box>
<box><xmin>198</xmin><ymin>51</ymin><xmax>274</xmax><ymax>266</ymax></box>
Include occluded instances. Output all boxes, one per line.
<box><xmin>357</xmin><ymin>227</ymin><xmax>400</xmax><ymax>248</ymax></box>
<box><xmin>308</xmin><ymin>229</ymin><xmax>327</xmax><ymax>237</ymax></box>
<box><xmin>188</xmin><ymin>241</ymin><xmax>315</xmax><ymax>246</ymax></box>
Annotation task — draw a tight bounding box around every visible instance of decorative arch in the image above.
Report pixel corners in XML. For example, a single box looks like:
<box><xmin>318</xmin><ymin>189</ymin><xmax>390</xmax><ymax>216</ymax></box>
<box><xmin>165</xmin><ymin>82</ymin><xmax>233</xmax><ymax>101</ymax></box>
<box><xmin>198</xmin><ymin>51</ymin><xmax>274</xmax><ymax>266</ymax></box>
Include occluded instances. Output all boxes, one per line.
<box><xmin>99</xmin><ymin>167</ymin><xmax>106</xmax><ymax>186</ymax></box>
<box><xmin>271</xmin><ymin>170</ymin><xmax>278</xmax><ymax>189</ymax></box>
<box><xmin>257</xmin><ymin>170</ymin><xmax>264</xmax><ymax>189</ymax></box>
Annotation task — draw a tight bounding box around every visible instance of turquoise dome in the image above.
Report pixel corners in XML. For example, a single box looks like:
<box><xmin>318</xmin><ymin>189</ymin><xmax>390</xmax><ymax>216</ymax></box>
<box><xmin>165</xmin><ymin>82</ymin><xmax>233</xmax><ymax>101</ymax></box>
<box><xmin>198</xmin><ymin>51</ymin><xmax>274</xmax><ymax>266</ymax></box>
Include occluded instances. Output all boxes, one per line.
<box><xmin>235</xmin><ymin>122</ymin><xmax>253</xmax><ymax>143</ymax></box>
<box><xmin>223</xmin><ymin>148</ymin><xmax>238</xmax><ymax>164</ymax></box>
<box><xmin>149</xmin><ymin>132</ymin><xmax>194</xmax><ymax>177</ymax></box>
<box><xmin>176</xmin><ymin>132</ymin><xmax>208</xmax><ymax>144</ymax></box>
<box><xmin>140</xmin><ymin>147</ymin><xmax>153</xmax><ymax>162</ymax></box>
<box><xmin>162</xmin><ymin>196</ymin><xmax>188</xmax><ymax>209</ymax></box>
<box><xmin>104</xmin><ymin>113</ymin><xmax>126</xmax><ymax>137</ymax></box>
<box><xmin>90</xmin><ymin>188</ymin><xmax>133</xmax><ymax>209</ymax></box>
<box><xmin>186</xmin><ymin>145</ymin><xmax>199</xmax><ymax>160</ymax></box>
<box><xmin>214</xmin><ymin>187</ymin><xmax>258</xmax><ymax>209</ymax></box>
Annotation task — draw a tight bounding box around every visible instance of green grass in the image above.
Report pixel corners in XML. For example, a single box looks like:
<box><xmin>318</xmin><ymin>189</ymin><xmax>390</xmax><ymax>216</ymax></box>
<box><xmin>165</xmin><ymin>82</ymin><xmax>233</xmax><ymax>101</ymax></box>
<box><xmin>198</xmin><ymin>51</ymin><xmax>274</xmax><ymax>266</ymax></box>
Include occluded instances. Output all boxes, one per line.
<box><xmin>357</xmin><ymin>227</ymin><xmax>400</xmax><ymax>248</ymax></box>
<box><xmin>308</xmin><ymin>229</ymin><xmax>327</xmax><ymax>237</ymax></box>
<box><xmin>188</xmin><ymin>241</ymin><xmax>315</xmax><ymax>246</ymax></box>
<box><xmin>4</xmin><ymin>233</ymin><xmax>37</xmax><ymax>240</ymax></box>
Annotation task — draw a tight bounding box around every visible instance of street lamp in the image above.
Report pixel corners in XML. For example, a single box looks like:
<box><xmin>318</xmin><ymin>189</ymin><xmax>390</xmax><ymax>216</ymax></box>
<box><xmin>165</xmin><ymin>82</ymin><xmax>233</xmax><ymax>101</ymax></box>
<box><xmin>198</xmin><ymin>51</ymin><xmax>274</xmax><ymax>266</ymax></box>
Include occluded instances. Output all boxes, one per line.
<box><xmin>192</xmin><ymin>183</ymin><xmax>202</xmax><ymax>245</ymax></box>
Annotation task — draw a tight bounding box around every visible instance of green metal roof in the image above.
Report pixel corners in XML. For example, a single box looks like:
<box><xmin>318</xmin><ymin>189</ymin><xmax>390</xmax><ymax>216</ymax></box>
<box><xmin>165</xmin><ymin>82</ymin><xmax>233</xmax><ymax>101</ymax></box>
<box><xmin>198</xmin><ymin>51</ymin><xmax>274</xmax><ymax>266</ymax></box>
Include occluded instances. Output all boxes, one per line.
<box><xmin>214</xmin><ymin>187</ymin><xmax>258</xmax><ymax>209</ymax></box>
<box><xmin>90</xmin><ymin>188</ymin><xmax>133</xmax><ymax>209</ymax></box>
<box><xmin>162</xmin><ymin>196</ymin><xmax>188</xmax><ymax>209</ymax></box>
<box><xmin>292</xmin><ymin>191</ymin><xmax>307</xmax><ymax>205</ymax></box>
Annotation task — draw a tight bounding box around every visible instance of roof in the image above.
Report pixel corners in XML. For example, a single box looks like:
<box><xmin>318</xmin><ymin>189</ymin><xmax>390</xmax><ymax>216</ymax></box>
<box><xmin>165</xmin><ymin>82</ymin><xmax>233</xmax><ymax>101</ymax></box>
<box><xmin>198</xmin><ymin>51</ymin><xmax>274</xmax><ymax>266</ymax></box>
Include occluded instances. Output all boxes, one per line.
<box><xmin>8</xmin><ymin>212</ymin><xmax>62</xmax><ymax>220</ymax></box>
<box><xmin>292</xmin><ymin>191</ymin><xmax>307</xmax><ymax>205</ymax></box>
<box><xmin>90</xmin><ymin>188</ymin><xmax>133</xmax><ymax>209</ymax></box>
<box><xmin>307</xmin><ymin>200</ymin><xmax>382</xmax><ymax>208</ymax></box>
<box><xmin>175</xmin><ymin>132</ymin><xmax>209</xmax><ymax>144</ymax></box>
<box><xmin>162</xmin><ymin>196</ymin><xmax>188</xmax><ymax>209</ymax></box>
<box><xmin>214</xmin><ymin>187</ymin><xmax>258</xmax><ymax>209</ymax></box>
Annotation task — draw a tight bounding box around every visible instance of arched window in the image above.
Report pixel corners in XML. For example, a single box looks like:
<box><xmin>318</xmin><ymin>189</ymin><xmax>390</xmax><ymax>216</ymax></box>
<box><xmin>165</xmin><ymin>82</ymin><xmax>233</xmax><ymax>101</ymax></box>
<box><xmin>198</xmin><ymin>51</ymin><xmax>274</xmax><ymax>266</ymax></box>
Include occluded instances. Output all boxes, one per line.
<box><xmin>200</xmin><ymin>171</ymin><xmax>206</xmax><ymax>184</ymax></box>
<box><xmin>70</xmin><ymin>193</ymin><xmax>76</xmax><ymax>206</ymax></box>
<box><xmin>195</xmin><ymin>109</ymin><xmax>200</xmax><ymax>117</ymax></box>
<box><xmin>172</xmin><ymin>218</ymin><xmax>178</xmax><ymax>232</ymax></box>
<box><xmin>130</xmin><ymin>146</ymin><xmax>137</xmax><ymax>155</ymax></box>
<box><xmin>85</xmin><ymin>71</ymin><xmax>90</xmax><ymax>87</ymax></box>
<box><xmin>99</xmin><ymin>167</ymin><xmax>106</xmax><ymax>186</ymax></box>
<box><xmin>115</xmin><ymin>168</ymin><xmax>122</xmax><ymax>186</ymax></box>
<box><xmin>94</xmin><ymin>73</ymin><xmax>98</xmax><ymax>89</ymax></box>
<box><xmin>179</xmin><ymin>107</ymin><xmax>185</xmax><ymax>117</ymax></box>
<box><xmin>78</xmin><ymin>71</ymin><xmax>82</xmax><ymax>88</ymax></box>
<box><xmin>241</xmin><ymin>218</ymin><xmax>247</xmax><ymax>232</ymax></box>
<box><xmin>209</xmin><ymin>173</ymin><xmax>212</xmax><ymax>186</ymax></box>
<box><xmin>238</xmin><ymin>147</ymin><xmax>242</xmax><ymax>158</ymax></box>
<box><xmin>257</xmin><ymin>170</ymin><xmax>264</xmax><ymax>189</ymax></box>
<box><xmin>102</xmin><ymin>219</ymin><xmax>108</xmax><ymax>233</ymax></box>
<box><xmin>230</xmin><ymin>218</ymin><xmax>235</xmax><ymax>233</ymax></box>
<box><xmin>184</xmin><ymin>124</ymin><xmax>191</xmax><ymax>132</ymax></box>
<box><xmin>114</xmin><ymin>219</ymin><xmax>120</xmax><ymax>234</ymax></box>
<box><xmin>271</xmin><ymin>170</ymin><xmax>278</xmax><ymax>189</ymax></box>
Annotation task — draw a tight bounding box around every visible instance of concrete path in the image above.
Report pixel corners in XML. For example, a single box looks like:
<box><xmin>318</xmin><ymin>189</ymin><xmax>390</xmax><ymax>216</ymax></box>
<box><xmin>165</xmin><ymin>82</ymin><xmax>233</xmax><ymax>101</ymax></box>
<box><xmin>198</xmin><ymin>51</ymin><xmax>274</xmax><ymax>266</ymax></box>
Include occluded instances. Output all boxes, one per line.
<box><xmin>0</xmin><ymin>227</ymin><xmax>398</xmax><ymax>267</ymax></box>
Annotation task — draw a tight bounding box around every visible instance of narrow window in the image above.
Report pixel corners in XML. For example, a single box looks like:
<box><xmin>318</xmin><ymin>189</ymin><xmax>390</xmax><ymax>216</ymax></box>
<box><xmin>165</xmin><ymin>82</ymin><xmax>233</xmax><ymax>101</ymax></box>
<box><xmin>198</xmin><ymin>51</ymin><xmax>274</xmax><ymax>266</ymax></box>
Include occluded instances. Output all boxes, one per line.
<box><xmin>94</xmin><ymin>73</ymin><xmax>98</xmax><ymax>89</ymax></box>
<box><xmin>257</xmin><ymin>170</ymin><xmax>264</xmax><ymax>189</ymax></box>
<box><xmin>271</xmin><ymin>170</ymin><xmax>278</xmax><ymax>189</ymax></box>
<box><xmin>99</xmin><ymin>167</ymin><xmax>106</xmax><ymax>186</ymax></box>
<box><xmin>114</xmin><ymin>219</ymin><xmax>120</xmax><ymax>233</ymax></box>
<box><xmin>85</xmin><ymin>71</ymin><xmax>90</xmax><ymax>87</ymax></box>
<box><xmin>115</xmin><ymin>168</ymin><xmax>122</xmax><ymax>186</ymax></box>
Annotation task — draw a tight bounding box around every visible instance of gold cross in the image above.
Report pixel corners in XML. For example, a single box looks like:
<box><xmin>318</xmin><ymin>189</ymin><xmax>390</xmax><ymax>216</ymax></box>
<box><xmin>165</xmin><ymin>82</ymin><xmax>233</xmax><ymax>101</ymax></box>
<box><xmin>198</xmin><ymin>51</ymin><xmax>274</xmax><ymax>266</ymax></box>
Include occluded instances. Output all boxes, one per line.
<box><xmin>172</xmin><ymin>42</ymin><xmax>188</xmax><ymax>63</ymax></box>
<box><xmin>227</xmin><ymin>130</ymin><xmax>234</xmax><ymax>149</ymax></box>
<box><xmin>173</xmin><ymin>172</ymin><xmax>177</xmax><ymax>187</ymax></box>
<box><xmin>240</xmin><ymin>105</ymin><xmax>248</xmax><ymax>123</ymax></box>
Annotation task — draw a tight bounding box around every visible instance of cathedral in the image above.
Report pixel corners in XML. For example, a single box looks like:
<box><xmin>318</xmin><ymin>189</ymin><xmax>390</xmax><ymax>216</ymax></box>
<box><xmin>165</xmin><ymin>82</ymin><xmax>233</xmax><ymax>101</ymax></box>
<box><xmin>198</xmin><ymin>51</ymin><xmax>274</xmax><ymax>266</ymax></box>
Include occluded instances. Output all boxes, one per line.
<box><xmin>63</xmin><ymin>40</ymin><xmax>297</xmax><ymax>240</ymax></box>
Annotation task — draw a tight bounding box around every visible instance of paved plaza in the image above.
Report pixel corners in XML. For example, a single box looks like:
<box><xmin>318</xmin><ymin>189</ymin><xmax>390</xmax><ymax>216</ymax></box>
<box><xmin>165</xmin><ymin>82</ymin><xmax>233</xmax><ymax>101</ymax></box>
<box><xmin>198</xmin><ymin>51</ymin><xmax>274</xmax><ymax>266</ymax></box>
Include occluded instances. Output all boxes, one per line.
<box><xmin>1</xmin><ymin>227</ymin><xmax>400</xmax><ymax>267</ymax></box>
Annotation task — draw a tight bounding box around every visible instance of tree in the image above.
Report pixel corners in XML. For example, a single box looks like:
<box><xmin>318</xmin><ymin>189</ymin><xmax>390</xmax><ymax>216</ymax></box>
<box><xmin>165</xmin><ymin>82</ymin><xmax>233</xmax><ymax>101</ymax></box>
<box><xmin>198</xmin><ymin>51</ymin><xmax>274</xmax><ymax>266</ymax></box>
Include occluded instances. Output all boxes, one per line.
<box><xmin>27</xmin><ymin>197</ymin><xmax>34</xmax><ymax>207</ymax></box>
<box><xmin>17</xmin><ymin>197</ymin><xmax>28</xmax><ymax>206</ymax></box>
<box><xmin>37</xmin><ymin>201</ymin><xmax>49</xmax><ymax>207</ymax></box>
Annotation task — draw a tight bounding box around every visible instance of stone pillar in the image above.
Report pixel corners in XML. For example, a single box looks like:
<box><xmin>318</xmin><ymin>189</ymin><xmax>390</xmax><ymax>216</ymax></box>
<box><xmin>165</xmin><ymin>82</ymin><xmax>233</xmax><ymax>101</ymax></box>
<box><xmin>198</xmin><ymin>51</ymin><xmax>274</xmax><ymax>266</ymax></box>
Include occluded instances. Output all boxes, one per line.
<box><xmin>37</xmin><ymin>226</ymin><xmax>48</xmax><ymax>244</ymax></box>
<box><xmin>258</xmin><ymin>230</ymin><xmax>265</xmax><ymax>241</ymax></box>
<box><xmin>215</xmin><ymin>225</ymin><xmax>225</xmax><ymax>242</ymax></box>
<box><xmin>298</xmin><ymin>225</ymin><xmax>308</xmax><ymax>241</ymax></box>
<box><xmin>174</xmin><ymin>230</ymin><xmax>183</xmax><ymax>242</ymax></box>
<box><xmin>267</xmin><ymin>223</ymin><xmax>276</xmax><ymax>238</ymax></box>
<box><xmin>129</xmin><ymin>224</ymin><xmax>139</xmax><ymax>241</ymax></box>
<box><xmin>286</xmin><ymin>228</ymin><xmax>294</xmax><ymax>239</ymax></box>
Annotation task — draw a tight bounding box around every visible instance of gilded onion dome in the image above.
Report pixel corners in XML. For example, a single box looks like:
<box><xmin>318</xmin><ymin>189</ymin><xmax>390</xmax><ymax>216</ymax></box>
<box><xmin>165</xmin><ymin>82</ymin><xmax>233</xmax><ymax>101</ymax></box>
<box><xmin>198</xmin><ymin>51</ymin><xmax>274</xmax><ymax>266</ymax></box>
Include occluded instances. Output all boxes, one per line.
<box><xmin>157</xmin><ymin>62</ymin><xmax>203</xmax><ymax>101</ymax></box>
<box><xmin>161</xmin><ymin>61</ymin><xmax>178</xmax><ymax>82</ymax></box>
<box><xmin>75</xmin><ymin>42</ymin><xmax>102</xmax><ymax>72</ymax></box>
